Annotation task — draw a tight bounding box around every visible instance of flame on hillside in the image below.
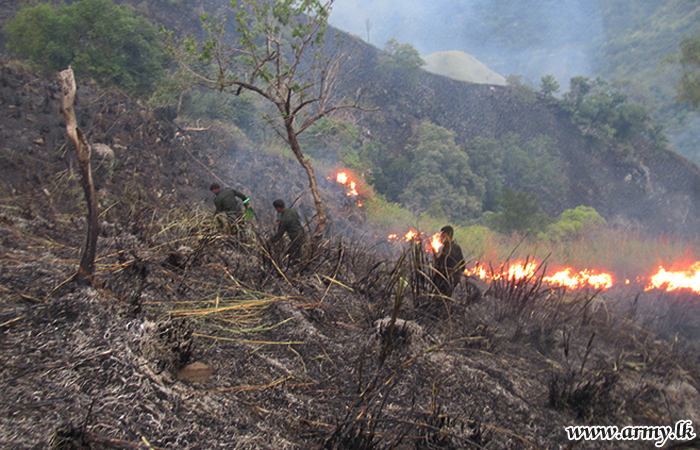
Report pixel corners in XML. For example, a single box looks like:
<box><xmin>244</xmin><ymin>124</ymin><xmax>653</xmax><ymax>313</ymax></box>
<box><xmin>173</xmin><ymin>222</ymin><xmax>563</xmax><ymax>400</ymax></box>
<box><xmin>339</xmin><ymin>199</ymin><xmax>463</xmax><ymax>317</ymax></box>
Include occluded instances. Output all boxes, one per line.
<box><xmin>332</xmin><ymin>171</ymin><xmax>358</xmax><ymax>196</ymax></box>
<box><xmin>645</xmin><ymin>263</ymin><xmax>700</xmax><ymax>294</ymax></box>
<box><xmin>465</xmin><ymin>261</ymin><xmax>613</xmax><ymax>290</ymax></box>
<box><xmin>429</xmin><ymin>233</ymin><xmax>443</xmax><ymax>254</ymax></box>
<box><xmin>382</xmin><ymin>231</ymin><xmax>700</xmax><ymax>293</ymax></box>
<box><xmin>387</xmin><ymin>229</ymin><xmax>420</xmax><ymax>243</ymax></box>
<box><xmin>329</xmin><ymin>170</ymin><xmax>361</xmax><ymax>207</ymax></box>
<box><xmin>466</xmin><ymin>260</ymin><xmax>700</xmax><ymax>292</ymax></box>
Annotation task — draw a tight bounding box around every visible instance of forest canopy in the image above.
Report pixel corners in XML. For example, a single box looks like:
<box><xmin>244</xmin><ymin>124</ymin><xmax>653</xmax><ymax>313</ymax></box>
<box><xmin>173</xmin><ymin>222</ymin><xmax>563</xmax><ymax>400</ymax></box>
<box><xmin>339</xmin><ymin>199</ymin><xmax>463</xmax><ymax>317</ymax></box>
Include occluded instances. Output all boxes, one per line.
<box><xmin>4</xmin><ymin>0</ymin><xmax>168</xmax><ymax>96</ymax></box>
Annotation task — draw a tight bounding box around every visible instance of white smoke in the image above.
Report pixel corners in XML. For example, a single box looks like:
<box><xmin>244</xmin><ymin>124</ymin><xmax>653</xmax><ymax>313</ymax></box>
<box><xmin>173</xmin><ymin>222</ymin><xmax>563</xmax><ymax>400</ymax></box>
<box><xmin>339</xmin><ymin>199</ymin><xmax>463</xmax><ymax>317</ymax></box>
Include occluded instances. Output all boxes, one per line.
<box><xmin>329</xmin><ymin>0</ymin><xmax>604</xmax><ymax>85</ymax></box>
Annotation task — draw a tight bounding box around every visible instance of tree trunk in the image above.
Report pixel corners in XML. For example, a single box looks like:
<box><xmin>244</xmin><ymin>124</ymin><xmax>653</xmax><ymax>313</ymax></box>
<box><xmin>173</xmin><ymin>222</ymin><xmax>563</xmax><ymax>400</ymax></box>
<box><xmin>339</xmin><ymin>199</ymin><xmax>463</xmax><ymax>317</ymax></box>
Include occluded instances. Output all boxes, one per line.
<box><xmin>285</xmin><ymin>119</ymin><xmax>328</xmax><ymax>242</ymax></box>
<box><xmin>59</xmin><ymin>67</ymin><xmax>99</xmax><ymax>285</ymax></box>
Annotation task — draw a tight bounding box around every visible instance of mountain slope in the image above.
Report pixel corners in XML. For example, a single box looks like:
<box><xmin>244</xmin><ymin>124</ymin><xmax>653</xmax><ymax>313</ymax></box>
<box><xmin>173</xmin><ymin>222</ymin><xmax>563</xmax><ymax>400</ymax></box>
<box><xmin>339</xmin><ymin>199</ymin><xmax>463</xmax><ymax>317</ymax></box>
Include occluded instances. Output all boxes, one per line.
<box><xmin>423</xmin><ymin>50</ymin><xmax>506</xmax><ymax>85</ymax></box>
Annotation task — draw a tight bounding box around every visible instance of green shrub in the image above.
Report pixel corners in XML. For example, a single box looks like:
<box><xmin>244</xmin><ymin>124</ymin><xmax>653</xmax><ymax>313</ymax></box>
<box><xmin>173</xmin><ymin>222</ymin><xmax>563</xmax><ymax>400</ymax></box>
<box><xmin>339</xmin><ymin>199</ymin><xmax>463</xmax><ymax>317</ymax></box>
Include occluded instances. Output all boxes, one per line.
<box><xmin>561</xmin><ymin>76</ymin><xmax>657</xmax><ymax>141</ymax></box>
<box><xmin>486</xmin><ymin>187</ymin><xmax>551</xmax><ymax>235</ymax></box>
<box><xmin>5</xmin><ymin>0</ymin><xmax>168</xmax><ymax>96</ymax></box>
<box><xmin>378</xmin><ymin>39</ymin><xmax>425</xmax><ymax>86</ymax></box>
<box><xmin>541</xmin><ymin>206</ymin><xmax>606</xmax><ymax>241</ymax></box>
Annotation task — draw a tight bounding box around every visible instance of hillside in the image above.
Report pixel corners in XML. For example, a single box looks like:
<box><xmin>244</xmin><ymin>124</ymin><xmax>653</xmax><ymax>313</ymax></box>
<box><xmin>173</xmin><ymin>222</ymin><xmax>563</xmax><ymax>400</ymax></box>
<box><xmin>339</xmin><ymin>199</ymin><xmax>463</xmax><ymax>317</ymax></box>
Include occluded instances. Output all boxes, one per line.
<box><xmin>422</xmin><ymin>51</ymin><xmax>506</xmax><ymax>86</ymax></box>
<box><xmin>2</xmin><ymin>58</ymin><xmax>700</xmax><ymax>450</ymax></box>
<box><xmin>337</xmin><ymin>41</ymin><xmax>700</xmax><ymax>236</ymax></box>
<box><xmin>1</xmin><ymin>3</ymin><xmax>700</xmax><ymax>448</ymax></box>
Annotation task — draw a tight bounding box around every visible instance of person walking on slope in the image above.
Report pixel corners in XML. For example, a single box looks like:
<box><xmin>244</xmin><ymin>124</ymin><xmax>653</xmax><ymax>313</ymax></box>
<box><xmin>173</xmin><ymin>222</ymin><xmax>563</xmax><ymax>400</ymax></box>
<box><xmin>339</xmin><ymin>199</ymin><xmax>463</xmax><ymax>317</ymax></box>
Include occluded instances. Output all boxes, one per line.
<box><xmin>432</xmin><ymin>225</ymin><xmax>466</xmax><ymax>297</ymax></box>
<box><xmin>266</xmin><ymin>199</ymin><xmax>305</xmax><ymax>268</ymax></box>
<box><xmin>210</xmin><ymin>182</ymin><xmax>250</xmax><ymax>233</ymax></box>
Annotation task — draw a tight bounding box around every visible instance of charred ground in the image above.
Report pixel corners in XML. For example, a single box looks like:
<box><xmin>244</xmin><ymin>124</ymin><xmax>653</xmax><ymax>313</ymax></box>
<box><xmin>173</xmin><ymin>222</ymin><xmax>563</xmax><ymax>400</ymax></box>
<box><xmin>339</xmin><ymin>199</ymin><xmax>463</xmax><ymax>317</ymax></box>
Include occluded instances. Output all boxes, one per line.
<box><xmin>1</xmin><ymin>60</ymin><xmax>700</xmax><ymax>450</ymax></box>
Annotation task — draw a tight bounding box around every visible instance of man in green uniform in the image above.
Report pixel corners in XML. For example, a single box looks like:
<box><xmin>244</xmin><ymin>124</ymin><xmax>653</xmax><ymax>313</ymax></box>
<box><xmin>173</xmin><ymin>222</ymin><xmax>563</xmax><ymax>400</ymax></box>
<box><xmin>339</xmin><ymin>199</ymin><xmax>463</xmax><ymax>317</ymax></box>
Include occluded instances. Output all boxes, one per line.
<box><xmin>210</xmin><ymin>182</ymin><xmax>249</xmax><ymax>233</ymax></box>
<box><xmin>267</xmin><ymin>199</ymin><xmax>305</xmax><ymax>267</ymax></box>
<box><xmin>432</xmin><ymin>225</ymin><xmax>466</xmax><ymax>297</ymax></box>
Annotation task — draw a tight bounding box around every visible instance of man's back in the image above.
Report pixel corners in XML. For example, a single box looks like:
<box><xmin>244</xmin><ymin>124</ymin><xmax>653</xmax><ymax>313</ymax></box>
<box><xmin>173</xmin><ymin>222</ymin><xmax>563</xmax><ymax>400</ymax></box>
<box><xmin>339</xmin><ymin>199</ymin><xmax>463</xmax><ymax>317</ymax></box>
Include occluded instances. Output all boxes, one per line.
<box><xmin>433</xmin><ymin>240</ymin><xmax>465</xmax><ymax>296</ymax></box>
<box><xmin>215</xmin><ymin>188</ymin><xmax>246</xmax><ymax>214</ymax></box>
<box><xmin>277</xmin><ymin>208</ymin><xmax>303</xmax><ymax>240</ymax></box>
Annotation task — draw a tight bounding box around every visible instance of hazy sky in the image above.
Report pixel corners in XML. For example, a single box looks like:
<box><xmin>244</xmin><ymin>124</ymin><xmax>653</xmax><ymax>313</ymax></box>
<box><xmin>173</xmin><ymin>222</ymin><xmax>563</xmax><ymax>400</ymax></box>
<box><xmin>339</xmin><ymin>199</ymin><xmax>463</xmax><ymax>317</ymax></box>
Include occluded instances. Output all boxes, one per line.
<box><xmin>329</xmin><ymin>0</ymin><xmax>605</xmax><ymax>87</ymax></box>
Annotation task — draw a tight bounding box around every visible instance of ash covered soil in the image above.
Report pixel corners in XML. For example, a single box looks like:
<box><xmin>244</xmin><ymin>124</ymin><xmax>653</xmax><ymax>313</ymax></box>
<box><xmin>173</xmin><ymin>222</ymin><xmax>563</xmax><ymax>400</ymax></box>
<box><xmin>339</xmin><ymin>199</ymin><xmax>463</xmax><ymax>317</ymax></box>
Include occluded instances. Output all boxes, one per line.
<box><xmin>1</xmin><ymin>61</ymin><xmax>700</xmax><ymax>450</ymax></box>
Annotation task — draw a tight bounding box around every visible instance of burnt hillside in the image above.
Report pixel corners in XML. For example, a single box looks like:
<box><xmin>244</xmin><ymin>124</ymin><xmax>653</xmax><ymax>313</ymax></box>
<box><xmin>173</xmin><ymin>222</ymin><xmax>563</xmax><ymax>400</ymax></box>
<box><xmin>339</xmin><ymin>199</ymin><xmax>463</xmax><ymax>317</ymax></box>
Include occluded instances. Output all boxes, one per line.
<box><xmin>2</xmin><ymin>12</ymin><xmax>700</xmax><ymax>450</ymax></box>
<box><xmin>2</xmin><ymin>59</ymin><xmax>700</xmax><ymax>450</ymax></box>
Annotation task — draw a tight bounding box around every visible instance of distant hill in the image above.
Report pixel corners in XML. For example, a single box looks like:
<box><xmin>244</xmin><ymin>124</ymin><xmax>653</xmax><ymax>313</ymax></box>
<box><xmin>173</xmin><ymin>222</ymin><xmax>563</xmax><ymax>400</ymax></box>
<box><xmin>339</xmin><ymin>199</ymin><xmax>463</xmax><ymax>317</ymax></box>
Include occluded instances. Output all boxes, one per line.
<box><xmin>422</xmin><ymin>50</ymin><xmax>506</xmax><ymax>85</ymax></box>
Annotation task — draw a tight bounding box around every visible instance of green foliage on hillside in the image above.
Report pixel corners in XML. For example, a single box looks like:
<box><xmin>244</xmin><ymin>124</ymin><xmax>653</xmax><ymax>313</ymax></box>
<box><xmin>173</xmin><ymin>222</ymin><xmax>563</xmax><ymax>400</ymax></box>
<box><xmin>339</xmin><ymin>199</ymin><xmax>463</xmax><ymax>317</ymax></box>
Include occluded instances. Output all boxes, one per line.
<box><xmin>379</xmin><ymin>121</ymin><xmax>484</xmax><ymax>222</ymax></box>
<box><xmin>506</xmin><ymin>75</ymin><xmax>537</xmax><ymax>104</ymax></box>
<box><xmin>541</xmin><ymin>206</ymin><xmax>606</xmax><ymax>241</ymax></box>
<box><xmin>462</xmin><ymin>133</ymin><xmax>569</xmax><ymax>215</ymax></box>
<box><xmin>677</xmin><ymin>29</ymin><xmax>700</xmax><ymax>110</ymax></box>
<box><xmin>379</xmin><ymin>39</ymin><xmax>425</xmax><ymax>86</ymax></box>
<box><xmin>540</xmin><ymin>74</ymin><xmax>560</xmax><ymax>98</ymax></box>
<box><xmin>561</xmin><ymin>76</ymin><xmax>662</xmax><ymax>143</ymax></box>
<box><xmin>4</xmin><ymin>0</ymin><xmax>168</xmax><ymax>96</ymax></box>
<box><xmin>485</xmin><ymin>187</ymin><xmax>551</xmax><ymax>236</ymax></box>
<box><xmin>593</xmin><ymin>0</ymin><xmax>700</xmax><ymax>161</ymax></box>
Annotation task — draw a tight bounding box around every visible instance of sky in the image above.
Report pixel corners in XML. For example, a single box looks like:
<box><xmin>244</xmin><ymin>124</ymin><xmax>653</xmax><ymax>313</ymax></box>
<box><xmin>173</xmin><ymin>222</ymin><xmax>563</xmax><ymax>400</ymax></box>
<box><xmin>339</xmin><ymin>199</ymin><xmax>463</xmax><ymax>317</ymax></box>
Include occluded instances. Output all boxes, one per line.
<box><xmin>328</xmin><ymin>0</ymin><xmax>606</xmax><ymax>87</ymax></box>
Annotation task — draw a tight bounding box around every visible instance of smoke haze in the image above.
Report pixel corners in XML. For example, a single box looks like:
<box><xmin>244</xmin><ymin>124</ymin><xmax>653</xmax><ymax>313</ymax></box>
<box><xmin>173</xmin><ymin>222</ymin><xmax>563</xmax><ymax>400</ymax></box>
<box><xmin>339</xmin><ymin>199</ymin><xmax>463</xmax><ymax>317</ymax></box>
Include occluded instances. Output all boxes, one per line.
<box><xmin>329</xmin><ymin>0</ymin><xmax>605</xmax><ymax>86</ymax></box>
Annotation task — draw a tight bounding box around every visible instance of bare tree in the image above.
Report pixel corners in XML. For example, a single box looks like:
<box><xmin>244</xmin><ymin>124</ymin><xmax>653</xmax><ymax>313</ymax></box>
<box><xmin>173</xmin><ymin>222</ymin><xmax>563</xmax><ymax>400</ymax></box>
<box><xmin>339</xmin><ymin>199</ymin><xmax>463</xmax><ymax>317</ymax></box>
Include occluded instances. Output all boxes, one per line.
<box><xmin>170</xmin><ymin>0</ymin><xmax>371</xmax><ymax>241</ymax></box>
<box><xmin>59</xmin><ymin>66</ymin><xmax>99</xmax><ymax>285</ymax></box>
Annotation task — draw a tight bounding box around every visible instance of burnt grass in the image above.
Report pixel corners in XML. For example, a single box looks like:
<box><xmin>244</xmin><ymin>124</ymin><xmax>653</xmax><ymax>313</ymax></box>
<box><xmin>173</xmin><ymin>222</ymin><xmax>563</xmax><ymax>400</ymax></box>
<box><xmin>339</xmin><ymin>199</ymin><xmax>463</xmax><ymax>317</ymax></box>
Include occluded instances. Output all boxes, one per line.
<box><xmin>1</xmin><ymin>62</ymin><xmax>700</xmax><ymax>450</ymax></box>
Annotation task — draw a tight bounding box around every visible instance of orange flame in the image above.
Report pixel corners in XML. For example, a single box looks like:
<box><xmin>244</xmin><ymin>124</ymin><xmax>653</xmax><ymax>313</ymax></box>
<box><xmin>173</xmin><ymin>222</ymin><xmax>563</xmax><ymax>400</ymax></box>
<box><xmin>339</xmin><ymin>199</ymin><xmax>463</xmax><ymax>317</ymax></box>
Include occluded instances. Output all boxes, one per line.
<box><xmin>332</xmin><ymin>171</ymin><xmax>359</xmax><ymax>196</ymax></box>
<box><xmin>429</xmin><ymin>233</ymin><xmax>443</xmax><ymax>254</ymax></box>
<box><xmin>404</xmin><ymin>230</ymin><xmax>419</xmax><ymax>241</ymax></box>
<box><xmin>645</xmin><ymin>263</ymin><xmax>700</xmax><ymax>294</ymax></box>
<box><xmin>466</xmin><ymin>261</ymin><xmax>614</xmax><ymax>290</ymax></box>
<box><xmin>543</xmin><ymin>268</ymin><xmax>613</xmax><ymax>290</ymax></box>
<box><xmin>503</xmin><ymin>262</ymin><xmax>539</xmax><ymax>280</ymax></box>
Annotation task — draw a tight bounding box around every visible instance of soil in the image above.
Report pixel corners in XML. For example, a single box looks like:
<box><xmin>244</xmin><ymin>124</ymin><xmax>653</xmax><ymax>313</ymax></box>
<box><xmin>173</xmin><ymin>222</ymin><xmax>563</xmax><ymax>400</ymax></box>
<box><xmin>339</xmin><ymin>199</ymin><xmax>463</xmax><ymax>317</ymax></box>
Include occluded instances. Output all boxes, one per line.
<box><xmin>1</xmin><ymin>61</ymin><xmax>700</xmax><ymax>450</ymax></box>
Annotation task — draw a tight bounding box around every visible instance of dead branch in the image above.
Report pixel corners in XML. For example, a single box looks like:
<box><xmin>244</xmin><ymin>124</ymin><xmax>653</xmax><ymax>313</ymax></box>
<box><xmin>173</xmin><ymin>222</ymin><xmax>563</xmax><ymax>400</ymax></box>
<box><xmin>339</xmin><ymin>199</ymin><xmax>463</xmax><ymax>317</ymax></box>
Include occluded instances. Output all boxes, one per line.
<box><xmin>59</xmin><ymin>66</ymin><xmax>99</xmax><ymax>285</ymax></box>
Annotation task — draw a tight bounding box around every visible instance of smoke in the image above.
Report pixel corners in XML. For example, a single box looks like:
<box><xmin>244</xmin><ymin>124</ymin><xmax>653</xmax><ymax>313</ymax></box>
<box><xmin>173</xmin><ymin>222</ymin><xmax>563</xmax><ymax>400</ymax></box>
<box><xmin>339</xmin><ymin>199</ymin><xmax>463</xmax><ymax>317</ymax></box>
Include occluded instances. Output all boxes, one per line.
<box><xmin>329</xmin><ymin>0</ymin><xmax>605</xmax><ymax>86</ymax></box>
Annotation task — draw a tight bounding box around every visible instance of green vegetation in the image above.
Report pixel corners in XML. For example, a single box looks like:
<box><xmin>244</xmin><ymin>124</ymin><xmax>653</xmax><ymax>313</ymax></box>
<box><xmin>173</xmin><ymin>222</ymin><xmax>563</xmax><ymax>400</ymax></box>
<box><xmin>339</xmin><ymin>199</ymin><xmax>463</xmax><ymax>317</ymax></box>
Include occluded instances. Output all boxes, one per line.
<box><xmin>179</xmin><ymin>88</ymin><xmax>259</xmax><ymax>134</ymax></box>
<box><xmin>462</xmin><ymin>133</ymin><xmax>569</xmax><ymax>215</ymax></box>
<box><xmin>677</xmin><ymin>29</ymin><xmax>700</xmax><ymax>109</ymax></box>
<box><xmin>561</xmin><ymin>76</ymin><xmax>659</xmax><ymax>142</ymax></box>
<box><xmin>593</xmin><ymin>0</ymin><xmax>700</xmax><ymax>162</ymax></box>
<box><xmin>484</xmin><ymin>187</ymin><xmax>551</xmax><ymax>236</ymax></box>
<box><xmin>540</xmin><ymin>74</ymin><xmax>560</xmax><ymax>98</ymax></box>
<box><xmin>4</xmin><ymin>0</ymin><xmax>168</xmax><ymax>96</ymax></box>
<box><xmin>540</xmin><ymin>205</ymin><xmax>606</xmax><ymax>242</ymax></box>
<box><xmin>505</xmin><ymin>74</ymin><xmax>537</xmax><ymax>104</ymax></box>
<box><xmin>379</xmin><ymin>39</ymin><xmax>425</xmax><ymax>85</ymax></box>
<box><xmin>372</xmin><ymin>121</ymin><xmax>484</xmax><ymax>222</ymax></box>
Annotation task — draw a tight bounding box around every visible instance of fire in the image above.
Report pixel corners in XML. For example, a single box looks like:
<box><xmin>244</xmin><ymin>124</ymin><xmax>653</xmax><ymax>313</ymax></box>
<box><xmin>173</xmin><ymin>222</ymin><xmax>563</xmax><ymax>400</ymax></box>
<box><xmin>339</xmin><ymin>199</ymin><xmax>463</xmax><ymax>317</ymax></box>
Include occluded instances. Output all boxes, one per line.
<box><xmin>543</xmin><ymin>268</ymin><xmax>613</xmax><ymax>290</ymax></box>
<box><xmin>429</xmin><ymin>233</ymin><xmax>443</xmax><ymax>254</ymax></box>
<box><xmin>466</xmin><ymin>261</ymin><xmax>613</xmax><ymax>290</ymax></box>
<box><xmin>379</xmin><ymin>236</ymin><xmax>700</xmax><ymax>294</ymax></box>
<box><xmin>645</xmin><ymin>263</ymin><xmax>700</xmax><ymax>294</ymax></box>
<box><xmin>404</xmin><ymin>230</ymin><xmax>419</xmax><ymax>241</ymax></box>
<box><xmin>333</xmin><ymin>171</ymin><xmax>359</xmax><ymax>196</ymax></box>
